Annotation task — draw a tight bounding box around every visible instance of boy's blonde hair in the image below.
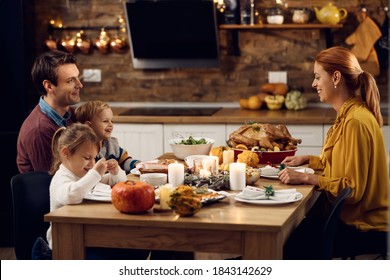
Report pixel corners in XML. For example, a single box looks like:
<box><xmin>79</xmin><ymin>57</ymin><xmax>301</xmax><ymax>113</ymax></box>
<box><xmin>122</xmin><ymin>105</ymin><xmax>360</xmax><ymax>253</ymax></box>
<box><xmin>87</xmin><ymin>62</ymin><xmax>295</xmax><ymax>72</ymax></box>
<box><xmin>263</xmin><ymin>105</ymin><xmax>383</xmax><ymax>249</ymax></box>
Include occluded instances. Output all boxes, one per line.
<box><xmin>74</xmin><ymin>100</ymin><xmax>111</xmax><ymax>123</ymax></box>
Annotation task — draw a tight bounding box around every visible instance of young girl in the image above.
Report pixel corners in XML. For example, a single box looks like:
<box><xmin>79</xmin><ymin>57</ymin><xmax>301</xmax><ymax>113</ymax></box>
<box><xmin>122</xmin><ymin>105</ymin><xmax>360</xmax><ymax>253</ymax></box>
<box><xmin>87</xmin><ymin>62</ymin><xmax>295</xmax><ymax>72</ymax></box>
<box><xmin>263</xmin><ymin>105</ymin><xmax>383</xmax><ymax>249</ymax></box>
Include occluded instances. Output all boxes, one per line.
<box><xmin>46</xmin><ymin>123</ymin><xmax>148</xmax><ymax>259</ymax></box>
<box><xmin>75</xmin><ymin>101</ymin><xmax>140</xmax><ymax>173</ymax></box>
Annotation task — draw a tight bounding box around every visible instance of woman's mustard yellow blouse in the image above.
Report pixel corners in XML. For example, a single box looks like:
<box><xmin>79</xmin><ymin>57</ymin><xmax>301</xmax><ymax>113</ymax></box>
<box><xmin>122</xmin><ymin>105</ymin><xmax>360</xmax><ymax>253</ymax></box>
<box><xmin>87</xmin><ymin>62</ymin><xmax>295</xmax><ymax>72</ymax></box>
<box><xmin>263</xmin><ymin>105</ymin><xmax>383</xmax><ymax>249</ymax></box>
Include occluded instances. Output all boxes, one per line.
<box><xmin>309</xmin><ymin>97</ymin><xmax>388</xmax><ymax>232</ymax></box>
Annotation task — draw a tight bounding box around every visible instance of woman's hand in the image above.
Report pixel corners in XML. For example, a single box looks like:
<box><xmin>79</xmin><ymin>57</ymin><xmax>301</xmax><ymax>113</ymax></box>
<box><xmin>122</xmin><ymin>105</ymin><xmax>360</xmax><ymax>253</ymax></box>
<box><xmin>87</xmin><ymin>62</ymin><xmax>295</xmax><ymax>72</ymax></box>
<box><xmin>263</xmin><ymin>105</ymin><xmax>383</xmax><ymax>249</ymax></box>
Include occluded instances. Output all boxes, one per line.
<box><xmin>278</xmin><ymin>168</ymin><xmax>318</xmax><ymax>185</ymax></box>
<box><xmin>94</xmin><ymin>158</ymin><xmax>108</xmax><ymax>176</ymax></box>
<box><xmin>281</xmin><ymin>155</ymin><xmax>310</xmax><ymax>167</ymax></box>
<box><xmin>106</xmin><ymin>159</ymin><xmax>120</xmax><ymax>175</ymax></box>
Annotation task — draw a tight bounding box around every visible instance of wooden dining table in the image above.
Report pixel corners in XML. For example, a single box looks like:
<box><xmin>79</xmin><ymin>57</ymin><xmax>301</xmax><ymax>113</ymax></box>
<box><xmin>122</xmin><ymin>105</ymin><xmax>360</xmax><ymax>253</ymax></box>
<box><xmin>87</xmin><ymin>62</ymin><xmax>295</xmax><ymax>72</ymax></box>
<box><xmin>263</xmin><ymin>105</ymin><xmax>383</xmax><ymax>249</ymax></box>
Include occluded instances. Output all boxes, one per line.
<box><xmin>45</xmin><ymin>154</ymin><xmax>320</xmax><ymax>260</ymax></box>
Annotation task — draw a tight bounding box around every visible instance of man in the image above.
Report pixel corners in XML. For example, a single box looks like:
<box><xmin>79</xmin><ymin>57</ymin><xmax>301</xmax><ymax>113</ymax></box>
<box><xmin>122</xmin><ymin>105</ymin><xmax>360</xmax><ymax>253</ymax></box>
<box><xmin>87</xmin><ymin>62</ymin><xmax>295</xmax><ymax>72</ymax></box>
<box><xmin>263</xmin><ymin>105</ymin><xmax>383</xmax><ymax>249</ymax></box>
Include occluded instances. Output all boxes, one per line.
<box><xmin>17</xmin><ymin>50</ymin><xmax>83</xmax><ymax>173</ymax></box>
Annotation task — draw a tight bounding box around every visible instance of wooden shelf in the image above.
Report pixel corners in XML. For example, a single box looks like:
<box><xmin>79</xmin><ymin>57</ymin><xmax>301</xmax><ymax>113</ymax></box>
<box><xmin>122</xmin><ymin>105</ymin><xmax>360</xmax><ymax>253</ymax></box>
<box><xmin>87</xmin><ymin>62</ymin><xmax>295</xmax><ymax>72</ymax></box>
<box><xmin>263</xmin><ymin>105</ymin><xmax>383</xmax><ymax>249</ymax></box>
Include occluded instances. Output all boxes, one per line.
<box><xmin>219</xmin><ymin>23</ymin><xmax>343</xmax><ymax>56</ymax></box>
<box><xmin>219</xmin><ymin>23</ymin><xmax>343</xmax><ymax>30</ymax></box>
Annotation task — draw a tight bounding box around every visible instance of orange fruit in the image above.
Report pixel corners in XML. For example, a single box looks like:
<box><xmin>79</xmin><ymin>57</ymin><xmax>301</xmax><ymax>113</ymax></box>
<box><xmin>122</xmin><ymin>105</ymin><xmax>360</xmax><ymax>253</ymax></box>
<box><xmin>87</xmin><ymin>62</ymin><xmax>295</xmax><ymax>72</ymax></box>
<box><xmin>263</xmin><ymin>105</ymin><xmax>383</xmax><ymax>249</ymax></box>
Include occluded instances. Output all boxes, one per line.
<box><xmin>247</xmin><ymin>95</ymin><xmax>263</xmax><ymax>110</ymax></box>
<box><xmin>239</xmin><ymin>98</ymin><xmax>249</xmax><ymax>109</ymax></box>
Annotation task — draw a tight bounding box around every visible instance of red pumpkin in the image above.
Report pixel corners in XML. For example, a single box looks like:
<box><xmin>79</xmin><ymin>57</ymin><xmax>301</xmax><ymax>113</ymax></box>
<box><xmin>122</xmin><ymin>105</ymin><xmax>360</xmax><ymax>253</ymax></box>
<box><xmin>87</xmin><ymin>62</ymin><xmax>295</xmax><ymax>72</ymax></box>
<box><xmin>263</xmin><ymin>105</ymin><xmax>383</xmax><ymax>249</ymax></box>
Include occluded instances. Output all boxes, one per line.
<box><xmin>111</xmin><ymin>180</ymin><xmax>155</xmax><ymax>214</ymax></box>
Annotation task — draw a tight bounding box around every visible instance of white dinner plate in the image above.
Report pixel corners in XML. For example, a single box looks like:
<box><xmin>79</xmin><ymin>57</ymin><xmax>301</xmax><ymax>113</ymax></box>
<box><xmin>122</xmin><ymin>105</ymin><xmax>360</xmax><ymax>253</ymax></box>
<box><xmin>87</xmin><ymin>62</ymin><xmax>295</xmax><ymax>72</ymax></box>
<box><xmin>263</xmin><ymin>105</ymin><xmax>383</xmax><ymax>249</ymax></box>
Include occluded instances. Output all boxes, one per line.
<box><xmin>84</xmin><ymin>193</ymin><xmax>112</xmax><ymax>202</ymax></box>
<box><xmin>234</xmin><ymin>192</ymin><xmax>303</xmax><ymax>205</ymax></box>
<box><xmin>260</xmin><ymin>167</ymin><xmax>315</xmax><ymax>179</ymax></box>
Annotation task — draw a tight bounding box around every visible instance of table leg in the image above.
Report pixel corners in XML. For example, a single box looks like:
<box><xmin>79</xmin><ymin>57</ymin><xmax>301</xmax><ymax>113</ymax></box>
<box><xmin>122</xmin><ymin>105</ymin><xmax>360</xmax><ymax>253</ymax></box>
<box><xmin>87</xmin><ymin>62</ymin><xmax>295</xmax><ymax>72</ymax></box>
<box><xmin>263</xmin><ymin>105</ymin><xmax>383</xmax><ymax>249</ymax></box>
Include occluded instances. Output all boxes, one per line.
<box><xmin>242</xmin><ymin>231</ymin><xmax>282</xmax><ymax>259</ymax></box>
<box><xmin>51</xmin><ymin>223</ymin><xmax>85</xmax><ymax>260</ymax></box>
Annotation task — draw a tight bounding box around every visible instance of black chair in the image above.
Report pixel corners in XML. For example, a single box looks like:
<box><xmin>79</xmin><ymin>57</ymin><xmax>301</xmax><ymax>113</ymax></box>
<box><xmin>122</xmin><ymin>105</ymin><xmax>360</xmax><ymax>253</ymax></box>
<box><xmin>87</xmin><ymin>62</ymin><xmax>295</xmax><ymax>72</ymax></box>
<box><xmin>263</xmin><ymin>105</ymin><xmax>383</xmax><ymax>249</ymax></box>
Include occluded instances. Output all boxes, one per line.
<box><xmin>319</xmin><ymin>186</ymin><xmax>352</xmax><ymax>259</ymax></box>
<box><xmin>10</xmin><ymin>171</ymin><xmax>52</xmax><ymax>260</ymax></box>
<box><xmin>321</xmin><ymin>187</ymin><xmax>388</xmax><ymax>260</ymax></box>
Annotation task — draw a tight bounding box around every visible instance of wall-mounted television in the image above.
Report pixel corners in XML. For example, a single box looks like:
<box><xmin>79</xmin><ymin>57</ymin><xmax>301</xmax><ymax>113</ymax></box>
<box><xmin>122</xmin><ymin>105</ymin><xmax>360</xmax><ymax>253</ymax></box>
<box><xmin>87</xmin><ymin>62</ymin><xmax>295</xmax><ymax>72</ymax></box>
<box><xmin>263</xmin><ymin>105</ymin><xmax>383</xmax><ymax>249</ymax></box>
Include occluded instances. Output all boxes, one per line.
<box><xmin>124</xmin><ymin>0</ymin><xmax>220</xmax><ymax>69</ymax></box>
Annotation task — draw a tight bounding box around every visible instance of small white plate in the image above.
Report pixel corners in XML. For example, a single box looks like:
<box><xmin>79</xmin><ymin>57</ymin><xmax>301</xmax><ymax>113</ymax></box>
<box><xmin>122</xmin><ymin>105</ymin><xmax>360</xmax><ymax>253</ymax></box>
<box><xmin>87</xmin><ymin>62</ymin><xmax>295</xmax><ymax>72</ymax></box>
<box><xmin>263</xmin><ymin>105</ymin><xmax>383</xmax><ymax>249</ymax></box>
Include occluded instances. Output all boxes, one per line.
<box><xmin>260</xmin><ymin>167</ymin><xmax>315</xmax><ymax>179</ymax></box>
<box><xmin>261</xmin><ymin>174</ymin><xmax>280</xmax><ymax>179</ymax></box>
<box><xmin>84</xmin><ymin>193</ymin><xmax>111</xmax><ymax>202</ymax></box>
<box><xmin>234</xmin><ymin>192</ymin><xmax>302</xmax><ymax>205</ymax></box>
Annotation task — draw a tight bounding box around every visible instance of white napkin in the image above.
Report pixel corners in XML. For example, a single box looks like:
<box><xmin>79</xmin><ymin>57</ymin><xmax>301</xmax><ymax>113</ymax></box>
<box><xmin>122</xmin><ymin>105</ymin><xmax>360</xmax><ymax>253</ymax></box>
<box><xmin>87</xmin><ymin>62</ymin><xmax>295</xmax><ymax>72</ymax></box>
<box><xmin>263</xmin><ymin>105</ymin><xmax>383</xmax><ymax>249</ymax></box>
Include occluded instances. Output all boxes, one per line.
<box><xmin>90</xmin><ymin>182</ymin><xmax>112</xmax><ymax>197</ymax></box>
<box><xmin>260</xmin><ymin>165</ymin><xmax>279</xmax><ymax>176</ymax></box>
<box><xmin>236</xmin><ymin>186</ymin><xmax>298</xmax><ymax>201</ymax></box>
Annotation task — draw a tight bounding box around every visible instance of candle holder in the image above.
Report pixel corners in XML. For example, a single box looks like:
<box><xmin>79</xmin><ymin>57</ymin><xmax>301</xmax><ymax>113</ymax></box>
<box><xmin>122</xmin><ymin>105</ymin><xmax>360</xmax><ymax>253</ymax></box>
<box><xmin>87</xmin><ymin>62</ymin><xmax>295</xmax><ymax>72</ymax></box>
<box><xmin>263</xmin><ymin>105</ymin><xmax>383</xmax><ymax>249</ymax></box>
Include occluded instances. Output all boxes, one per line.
<box><xmin>193</xmin><ymin>157</ymin><xmax>218</xmax><ymax>178</ymax></box>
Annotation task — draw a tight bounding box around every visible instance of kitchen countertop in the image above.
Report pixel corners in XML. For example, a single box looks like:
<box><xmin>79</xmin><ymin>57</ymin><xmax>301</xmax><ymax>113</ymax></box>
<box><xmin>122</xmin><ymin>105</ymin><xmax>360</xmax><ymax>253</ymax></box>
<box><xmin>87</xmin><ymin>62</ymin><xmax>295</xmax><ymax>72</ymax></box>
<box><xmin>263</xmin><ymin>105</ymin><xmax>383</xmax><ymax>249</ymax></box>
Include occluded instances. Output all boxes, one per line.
<box><xmin>111</xmin><ymin>102</ymin><xmax>388</xmax><ymax>125</ymax></box>
<box><xmin>112</xmin><ymin>106</ymin><xmax>338</xmax><ymax>125</ymax></box>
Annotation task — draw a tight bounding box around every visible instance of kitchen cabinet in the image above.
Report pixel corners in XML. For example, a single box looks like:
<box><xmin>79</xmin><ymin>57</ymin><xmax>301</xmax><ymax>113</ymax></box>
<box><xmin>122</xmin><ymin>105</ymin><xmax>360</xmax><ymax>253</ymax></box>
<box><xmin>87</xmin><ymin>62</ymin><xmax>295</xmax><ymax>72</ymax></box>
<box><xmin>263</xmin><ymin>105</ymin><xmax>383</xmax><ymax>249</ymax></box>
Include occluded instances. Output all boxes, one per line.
<box><xmin>382</xmin><ymin>126</ymin><xmax>390</xmax><ymax>155</ymax></box>
<box><xmin>287</xmin><ymin>125</ymin><xmax>323</xmax><ymax>156</ymax></box>
<box><xmin>112</xmin><ymin>124</ymin><xmax>164</xmax><ymax>161</ymax></box>
<box><xmin>163</xmin><ymin>124</ymin><xmax>226</xmax><ymax>153</ymax></box>
<box><xmin>226</xmin><ymin>124</ymin><xmax>324</xmax><ymax>156</ymax></box>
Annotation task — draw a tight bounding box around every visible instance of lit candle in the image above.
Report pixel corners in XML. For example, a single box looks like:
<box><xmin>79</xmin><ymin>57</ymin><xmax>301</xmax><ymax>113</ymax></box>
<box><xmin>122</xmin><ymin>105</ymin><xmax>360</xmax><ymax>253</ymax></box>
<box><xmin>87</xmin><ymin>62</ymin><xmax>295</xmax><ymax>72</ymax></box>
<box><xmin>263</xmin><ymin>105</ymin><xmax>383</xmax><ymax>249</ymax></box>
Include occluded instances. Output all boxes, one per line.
<box><xmin>199</xmin><ymin>168</ymin><xmax>212</xmax><ymax>178</ymax></box>
<box><xmin>159</xmin><ymin>184</ymin><xmax>175</xmax><ymax>210</ymax></box>
<box><xmin>212</xmin><ymin>155</ymin><xmax>219</xmax><ymax>173</ymax></box>
<box><xmin>223</xmin><ymin>150</ymin><xmax>234</xmax><ymax>165</ymax></box>
<box><xmin>198</xmin><ymin>157</ymin><xmax>218</xmax><ymax>178</ymax></box>
<box><xmin>229</xmin><ymin>162</ymin><xmax>246</xmax><ymax>191</ymax></box>
<box><xmin>168</xmin><ymin>162</ymin><xmax>184</xmax><ymax>187</ymax></box>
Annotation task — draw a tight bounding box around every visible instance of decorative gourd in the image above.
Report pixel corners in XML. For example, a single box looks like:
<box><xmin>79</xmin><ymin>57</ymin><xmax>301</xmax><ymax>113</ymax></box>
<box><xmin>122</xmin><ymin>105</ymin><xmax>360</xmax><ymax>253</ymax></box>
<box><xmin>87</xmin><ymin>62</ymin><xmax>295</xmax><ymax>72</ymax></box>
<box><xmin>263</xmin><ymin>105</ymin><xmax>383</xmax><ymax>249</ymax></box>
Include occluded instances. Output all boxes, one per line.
<box><xmin>168</xmin><ymin>185</ymin><xmax>201</xmax><ymax>217</ymax></box>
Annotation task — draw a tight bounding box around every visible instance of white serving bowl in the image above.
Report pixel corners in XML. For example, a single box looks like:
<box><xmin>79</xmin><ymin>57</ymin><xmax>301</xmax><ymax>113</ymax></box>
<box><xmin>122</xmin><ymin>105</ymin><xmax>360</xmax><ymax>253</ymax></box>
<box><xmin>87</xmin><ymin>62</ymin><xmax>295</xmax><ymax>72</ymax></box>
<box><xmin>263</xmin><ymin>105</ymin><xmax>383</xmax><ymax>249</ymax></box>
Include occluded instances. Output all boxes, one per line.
<box><xmin>169</xmin><ymin>137</ymin><xmax>215</xmax><ymax>160</ymax></box>
<box><xmin>140</xmin><ymin>173</ymin><xmax>167</xmax><ymax>186</ymax></box>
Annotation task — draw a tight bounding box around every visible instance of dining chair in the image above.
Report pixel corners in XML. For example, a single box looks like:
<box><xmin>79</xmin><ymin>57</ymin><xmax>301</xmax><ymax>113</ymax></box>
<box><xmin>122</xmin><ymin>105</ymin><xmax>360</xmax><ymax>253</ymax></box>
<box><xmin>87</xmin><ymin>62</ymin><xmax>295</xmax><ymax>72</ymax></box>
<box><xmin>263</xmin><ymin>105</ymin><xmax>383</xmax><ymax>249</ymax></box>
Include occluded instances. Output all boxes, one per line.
<box><xmin>334</xmin><ymin>227</ymin><xmax>388</xmax><ymax>260</ymax></box>
<box><xmin>321</xmin><ymin>186</ymin><xmax>388</xmax><ymax>260</ymax></box>
<box><xmin>318</xmin><ymin>186</ymin><xmax>352</xmax><ymax>260</ymax></box>
<box><xmin>10</xmin><ymin>171</ymin><xmax>52</xmax><ymax>260</ymax></box>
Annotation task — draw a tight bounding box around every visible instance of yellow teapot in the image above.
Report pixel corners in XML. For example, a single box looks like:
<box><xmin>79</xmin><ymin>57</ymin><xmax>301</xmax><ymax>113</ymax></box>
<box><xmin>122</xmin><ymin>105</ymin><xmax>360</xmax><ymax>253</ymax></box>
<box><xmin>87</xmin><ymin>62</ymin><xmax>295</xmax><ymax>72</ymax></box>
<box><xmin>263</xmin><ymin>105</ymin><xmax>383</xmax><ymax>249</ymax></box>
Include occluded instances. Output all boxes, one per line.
<box><xmin>314</xmin><ymin>3</ymin><xmax>348</xmax><ymax>25</ymax></box>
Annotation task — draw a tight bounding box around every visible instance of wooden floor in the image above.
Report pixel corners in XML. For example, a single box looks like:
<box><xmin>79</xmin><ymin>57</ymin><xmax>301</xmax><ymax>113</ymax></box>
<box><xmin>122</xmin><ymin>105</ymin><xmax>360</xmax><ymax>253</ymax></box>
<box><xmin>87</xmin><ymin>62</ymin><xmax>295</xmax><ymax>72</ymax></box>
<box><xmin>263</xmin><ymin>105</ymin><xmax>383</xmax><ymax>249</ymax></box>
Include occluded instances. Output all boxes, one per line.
<box><xmin>0</xmin><ymin>247</ymin><xmax>16</xmax><ymax>260</ymax></box>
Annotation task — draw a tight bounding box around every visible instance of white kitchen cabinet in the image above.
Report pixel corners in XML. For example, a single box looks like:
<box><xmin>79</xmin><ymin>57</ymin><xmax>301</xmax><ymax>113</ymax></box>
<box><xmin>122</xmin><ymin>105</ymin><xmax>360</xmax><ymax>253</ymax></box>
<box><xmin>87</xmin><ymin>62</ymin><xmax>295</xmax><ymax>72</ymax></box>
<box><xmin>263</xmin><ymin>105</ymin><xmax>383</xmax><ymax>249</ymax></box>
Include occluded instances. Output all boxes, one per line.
<box><xmin>323</xmin><ymin>125</ymin><xmax>332</xmax><ymax>139</ymax></box>
<box><xmin>111</xmin><ymin>123</ymin><xmax>164</xmax><ymax>161</ymax></box>
<box><xmin>382</xmin><ymin>125</ymin><xmax>390</xmax><ymax>155</ymax></box>
<box><xmin>226</xmin><ymin>124</ymin><xmax>324</xmax><ymax>156</ymax></box>
<box><xmin>163</xmin><ymin>124</ymin><xmax>226</xmax><ymax>153</ymax></box>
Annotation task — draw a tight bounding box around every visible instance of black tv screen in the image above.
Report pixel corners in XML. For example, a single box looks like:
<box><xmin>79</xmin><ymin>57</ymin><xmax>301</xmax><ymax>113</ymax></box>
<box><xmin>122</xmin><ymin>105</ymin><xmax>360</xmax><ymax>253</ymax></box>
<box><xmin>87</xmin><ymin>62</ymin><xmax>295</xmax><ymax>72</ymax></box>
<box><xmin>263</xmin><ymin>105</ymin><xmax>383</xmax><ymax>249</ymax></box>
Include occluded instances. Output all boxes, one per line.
<box><xmin>124</xmin><ymin>0</ymin><xmax>220</xmax><ymax>69</ymax></box>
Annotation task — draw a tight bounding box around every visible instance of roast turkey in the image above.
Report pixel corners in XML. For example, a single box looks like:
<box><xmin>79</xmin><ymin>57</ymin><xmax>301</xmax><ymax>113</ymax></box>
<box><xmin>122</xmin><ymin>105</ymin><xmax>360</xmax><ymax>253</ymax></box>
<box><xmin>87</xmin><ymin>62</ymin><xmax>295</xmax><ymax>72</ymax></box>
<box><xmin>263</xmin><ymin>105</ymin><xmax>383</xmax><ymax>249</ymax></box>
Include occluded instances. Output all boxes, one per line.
<box><xmin>228</xmin><ymin>123</ymin><xmax>302</xmax><ymax>150</ymax></box>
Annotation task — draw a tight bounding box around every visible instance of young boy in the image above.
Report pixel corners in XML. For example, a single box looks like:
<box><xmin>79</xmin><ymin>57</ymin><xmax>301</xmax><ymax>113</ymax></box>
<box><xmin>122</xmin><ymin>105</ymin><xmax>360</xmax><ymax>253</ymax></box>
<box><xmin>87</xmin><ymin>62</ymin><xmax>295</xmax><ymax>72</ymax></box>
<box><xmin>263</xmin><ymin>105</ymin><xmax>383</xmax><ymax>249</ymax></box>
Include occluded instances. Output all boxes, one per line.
<box><xmin>74</xmin><ymin>101</ymin><xmax>140</xmax><ymax>173</ymax></box>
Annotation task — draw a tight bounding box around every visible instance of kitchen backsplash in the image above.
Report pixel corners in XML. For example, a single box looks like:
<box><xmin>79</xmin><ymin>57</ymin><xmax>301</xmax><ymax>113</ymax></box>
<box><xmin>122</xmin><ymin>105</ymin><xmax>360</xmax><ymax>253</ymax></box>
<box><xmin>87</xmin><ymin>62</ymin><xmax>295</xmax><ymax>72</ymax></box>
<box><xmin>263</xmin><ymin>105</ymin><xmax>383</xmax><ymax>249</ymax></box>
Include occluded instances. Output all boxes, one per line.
<box><xmin>33</xmin><ymin>0</ymin><xmax>388</xmax><ymax>104</ymax></box>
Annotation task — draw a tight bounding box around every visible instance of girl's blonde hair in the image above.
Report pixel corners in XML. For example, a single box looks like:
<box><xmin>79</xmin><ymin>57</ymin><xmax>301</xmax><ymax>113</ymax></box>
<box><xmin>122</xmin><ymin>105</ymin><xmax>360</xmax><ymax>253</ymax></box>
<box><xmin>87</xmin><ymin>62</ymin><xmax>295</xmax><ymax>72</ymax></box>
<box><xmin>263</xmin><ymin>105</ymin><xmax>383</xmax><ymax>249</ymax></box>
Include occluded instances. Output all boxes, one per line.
<box><xmin>50</xmin><ymin>123</ymin><xmax>100</xmax><ymax>175</ymax></box>
<box><xmin>315</xmin><ymin>46</ymin><xmax>383</xmax><ymax>127</ymax></box>
<box><xmin>74</xmin><ymin>100</ymin><xmax>111</xmax><ymax>123</ymax></box>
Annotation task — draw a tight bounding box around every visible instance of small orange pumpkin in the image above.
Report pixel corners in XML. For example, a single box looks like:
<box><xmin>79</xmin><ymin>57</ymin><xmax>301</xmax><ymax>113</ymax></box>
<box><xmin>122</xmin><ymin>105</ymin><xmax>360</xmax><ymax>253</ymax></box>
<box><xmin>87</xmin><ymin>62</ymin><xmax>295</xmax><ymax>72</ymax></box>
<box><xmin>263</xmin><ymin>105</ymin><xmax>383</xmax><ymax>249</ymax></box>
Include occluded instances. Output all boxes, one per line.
<box><xmin>111</xmin><ymin>180</ymin><xmax>155</xmax><ymax>214</ymax></box>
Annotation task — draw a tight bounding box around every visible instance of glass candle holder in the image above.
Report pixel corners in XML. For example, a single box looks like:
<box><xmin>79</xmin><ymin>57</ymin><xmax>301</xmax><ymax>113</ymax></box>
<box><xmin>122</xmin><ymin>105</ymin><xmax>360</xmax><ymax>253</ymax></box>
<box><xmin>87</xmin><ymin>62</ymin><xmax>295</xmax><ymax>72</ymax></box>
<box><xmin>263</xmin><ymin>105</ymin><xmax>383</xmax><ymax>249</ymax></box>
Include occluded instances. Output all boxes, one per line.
<box><xmin>194</xmin><ymin>157</ymin><xmax>218</xmax><ymax>178</ymax></box>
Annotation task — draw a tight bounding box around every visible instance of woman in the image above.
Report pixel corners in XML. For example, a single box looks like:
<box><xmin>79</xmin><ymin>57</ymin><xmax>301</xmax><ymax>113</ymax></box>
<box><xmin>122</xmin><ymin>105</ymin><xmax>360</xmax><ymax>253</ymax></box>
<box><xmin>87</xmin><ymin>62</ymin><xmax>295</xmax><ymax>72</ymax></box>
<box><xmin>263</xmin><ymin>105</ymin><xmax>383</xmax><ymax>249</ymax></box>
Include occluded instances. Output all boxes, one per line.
<box><xmin>280</xmin><ymin>46</ymin><xmax>388</xmax><ymax>259</ymax></box>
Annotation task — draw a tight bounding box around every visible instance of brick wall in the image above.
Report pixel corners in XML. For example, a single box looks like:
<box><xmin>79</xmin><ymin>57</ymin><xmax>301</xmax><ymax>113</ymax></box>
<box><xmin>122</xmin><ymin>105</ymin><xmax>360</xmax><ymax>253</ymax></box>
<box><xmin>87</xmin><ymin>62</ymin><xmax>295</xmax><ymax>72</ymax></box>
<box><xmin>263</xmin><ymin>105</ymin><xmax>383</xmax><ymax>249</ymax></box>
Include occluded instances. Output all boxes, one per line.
<box><xmin>33</xmin><ymin>0</ymin><xmax>388</xmax><ymax>104</ymax></box>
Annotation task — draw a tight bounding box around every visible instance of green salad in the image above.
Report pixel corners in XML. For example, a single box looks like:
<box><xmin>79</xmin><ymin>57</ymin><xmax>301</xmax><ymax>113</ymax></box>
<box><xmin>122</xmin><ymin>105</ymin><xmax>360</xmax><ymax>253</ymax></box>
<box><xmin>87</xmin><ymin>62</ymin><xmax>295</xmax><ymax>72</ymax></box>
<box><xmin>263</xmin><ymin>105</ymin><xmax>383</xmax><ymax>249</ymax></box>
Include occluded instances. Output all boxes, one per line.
<box><xmin>178</xmin><ymin>136</ymin><xmax>207</xmax><ymax>145</ymax></box>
